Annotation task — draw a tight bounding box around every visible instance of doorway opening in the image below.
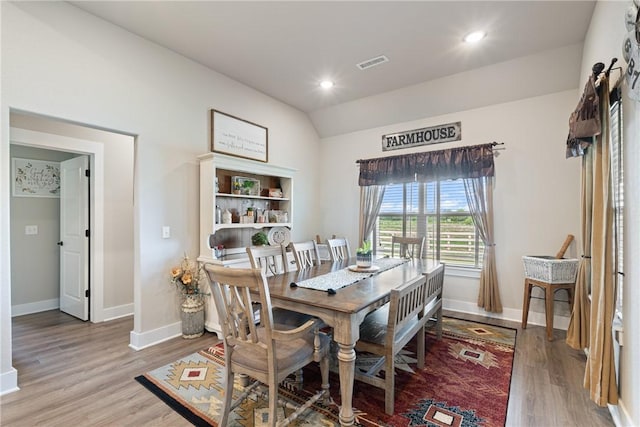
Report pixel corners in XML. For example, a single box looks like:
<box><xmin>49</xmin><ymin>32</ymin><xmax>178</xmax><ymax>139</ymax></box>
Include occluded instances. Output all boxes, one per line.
<box><xmin>9</xmin><ymin>111</ymin><xmax>135</xmax><ymax>323</ymax></box>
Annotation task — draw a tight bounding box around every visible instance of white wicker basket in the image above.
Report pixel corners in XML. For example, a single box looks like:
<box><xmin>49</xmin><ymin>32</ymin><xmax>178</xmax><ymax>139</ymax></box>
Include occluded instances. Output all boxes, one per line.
<box><xmin>522</xmin><ymin>256</ymin><xmax>579</xmax><ymax>284</ymax></box>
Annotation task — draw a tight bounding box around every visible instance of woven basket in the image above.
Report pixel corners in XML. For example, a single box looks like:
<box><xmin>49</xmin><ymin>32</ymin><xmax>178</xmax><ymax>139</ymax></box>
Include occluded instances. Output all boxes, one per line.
<box><xmin>522</xmin><ymin>256</ymin><xmax>579</xmax><ymax>284</ymax></box>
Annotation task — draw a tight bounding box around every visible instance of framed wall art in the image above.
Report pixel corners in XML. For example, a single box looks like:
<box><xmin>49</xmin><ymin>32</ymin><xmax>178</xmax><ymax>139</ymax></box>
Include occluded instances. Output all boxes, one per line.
<box><xmin>12</xmin><ymin>158</ymin><xmax>61</xmax><ymax>198</ymax></box>
<box><xmin>211</xmin><ymin>109</ymin><xmax>268</xmax><ymax>163</ymax></box>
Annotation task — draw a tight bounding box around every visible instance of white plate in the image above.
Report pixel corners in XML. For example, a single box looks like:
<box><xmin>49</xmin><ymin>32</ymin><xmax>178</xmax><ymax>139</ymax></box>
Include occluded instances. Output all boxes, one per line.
<box><xmin>267</xmin><ymin>227</ymin><xmax>291</xmax><ymax>247</ymax></box>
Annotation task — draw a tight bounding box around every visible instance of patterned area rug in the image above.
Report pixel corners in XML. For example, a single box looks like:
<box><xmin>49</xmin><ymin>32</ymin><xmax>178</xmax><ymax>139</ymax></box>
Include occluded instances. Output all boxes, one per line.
<box><xmin>135</xmin><ymin>317</ymin><xmax>516</xmax><ymax>426</ymax></box>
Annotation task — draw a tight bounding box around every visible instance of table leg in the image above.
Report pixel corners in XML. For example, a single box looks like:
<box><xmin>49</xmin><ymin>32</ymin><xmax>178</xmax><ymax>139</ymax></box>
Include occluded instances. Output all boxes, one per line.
<box><xmin>337</xmin><ymin>342</ymin><xmax>356</xmax><ymax>426</ymax></box>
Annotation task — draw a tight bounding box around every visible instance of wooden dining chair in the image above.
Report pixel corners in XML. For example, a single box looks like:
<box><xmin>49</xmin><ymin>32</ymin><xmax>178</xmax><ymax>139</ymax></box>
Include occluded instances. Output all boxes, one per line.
<box><xmin>354</xmin><ymin>268</ymin><xmax>442</xmax><ymax>415</ymax></box>
<box><xmin>204</xmin><ymin>264</ymin><xmax>330</xmax><ymax>427</ymax></box>
<box><xmin>326</xmin><ymin>237</ymin><xmax>351</xmax><ymax>262</ymax></box>
<box><xmin>247</xmin><ymin>244</ymin><xmax>290</xmax><ymax>277</ymax></box>
<box><xmin>289</xmin><ymin>240</ymin><xmax>322</xmax><ymax>269</ymax></box>
<box><xmin>247</xmin><ymin>244</ymin><xmax>313</xmax><ymax>329</ymax></box>
<box><xmin>391</xmin><ymin>235</ymin><xmax>425</xmax><ymax>259</ymax></box>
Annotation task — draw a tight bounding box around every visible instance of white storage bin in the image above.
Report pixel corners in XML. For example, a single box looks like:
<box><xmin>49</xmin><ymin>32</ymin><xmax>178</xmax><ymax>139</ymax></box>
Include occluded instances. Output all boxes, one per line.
<box><xmin>522</xmin><ymin>256</ymin><xmax>579</xmax><ymax>284</ymax></box>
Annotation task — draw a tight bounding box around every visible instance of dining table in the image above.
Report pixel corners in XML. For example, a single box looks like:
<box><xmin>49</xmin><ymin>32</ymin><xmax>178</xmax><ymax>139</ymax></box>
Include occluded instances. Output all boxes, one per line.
<box><xmin>265</xmin><ymin>256</ymin><xmax>440</xmax><ymax>426</ymax></box>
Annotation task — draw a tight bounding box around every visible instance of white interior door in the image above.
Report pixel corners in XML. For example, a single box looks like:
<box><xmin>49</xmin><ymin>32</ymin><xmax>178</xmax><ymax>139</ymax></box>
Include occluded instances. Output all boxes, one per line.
<box><xmin>59</xmin><ymin>155</ymin><xmax>89</xmax><ymax>320</ymax></box>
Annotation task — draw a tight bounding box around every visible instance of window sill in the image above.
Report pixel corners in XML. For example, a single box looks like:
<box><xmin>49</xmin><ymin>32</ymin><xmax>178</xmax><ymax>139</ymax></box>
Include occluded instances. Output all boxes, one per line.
<box><xmin>445</xmin><ymin>265</ymin><xmax>481</xmax><ymax>279</ymax></box>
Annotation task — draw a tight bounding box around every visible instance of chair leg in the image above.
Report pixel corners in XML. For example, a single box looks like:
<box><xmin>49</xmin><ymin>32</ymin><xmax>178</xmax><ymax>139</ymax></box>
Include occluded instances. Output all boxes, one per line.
<box><xmin>436</xmin><ymin>305</ymin><xmax>443</xmax><ymax>339</ymax></box>
<box><xmin>417</xmin><ymin>325</ymin><xmax>425</xmax><ymax>369</ymax></box>
<box><xmin>319</xmin><ymin>354</ymin><xmax>330</xmax><ymax>404</ymax></box>
<box><xmin>220</xmin><ymin>370</ymin><xmax>234</xmax><ymax>427</ymax></box>
<box><xmin>545</xmin><ymin>284</ymin><xmax>554</xmax><ymax>341</ymax></box>
<box><xmin>522</xmin><ymin>279</ymin><xmax>532</xmax><ymax>329</ymax></box>
<box><xmin>293</xmin><ymin>369</ymin><xmax>303</xmax><ymax>390</ymax></box>
<box><xmin>384</xmin><ymin>353</ymin><xmax>395</xmax><ymax>415</ymax></box>
<box><xmin>268</xmin><ymin>377</ymin><xmax>279</xmax><ymax>427</ymax></box>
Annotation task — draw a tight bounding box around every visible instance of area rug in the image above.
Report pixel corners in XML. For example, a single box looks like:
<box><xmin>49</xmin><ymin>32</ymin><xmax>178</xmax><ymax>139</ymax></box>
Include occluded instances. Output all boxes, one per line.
<box><xmin>135</xmin><ymin>317</ymin><xmax>516</xmax><ymax>426</ymax></box>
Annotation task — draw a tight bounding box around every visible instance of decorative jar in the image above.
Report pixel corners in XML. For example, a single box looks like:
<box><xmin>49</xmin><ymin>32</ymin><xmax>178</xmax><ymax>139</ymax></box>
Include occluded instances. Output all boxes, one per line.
<box><xmin>181</xmin><ymin>294</ymin><xmax>205</xmax><ymax>339</ymax></box>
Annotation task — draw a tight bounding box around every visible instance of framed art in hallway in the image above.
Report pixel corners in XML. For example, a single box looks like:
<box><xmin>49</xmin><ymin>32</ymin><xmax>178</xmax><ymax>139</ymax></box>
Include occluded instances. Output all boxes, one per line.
<box><xmin>211</xmin><ymin>109</ymin><xmax>268</xmax><ymax>163</ymax></box>
<box><xmin>12</xmin><ymin>158</ymin><xmax>61</xmax><ymax>198</ymax></box>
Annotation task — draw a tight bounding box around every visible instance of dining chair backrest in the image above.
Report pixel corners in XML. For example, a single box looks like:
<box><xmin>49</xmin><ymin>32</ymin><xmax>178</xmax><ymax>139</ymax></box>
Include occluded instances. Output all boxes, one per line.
<box><xmin>391</xmin><ymin>235</ymin><xmax>425</xmax><ymax>259</ymax></box>
<box><xmin>203</xmin><ymin>263</ymin><xmax>330</xmax><ymax>427</ymax></box>
<box><xmin>326</xmin><ymin>237</ymin><xmax>351</xmax><ymax>262</ymax></box>
<box><xmin>247</xmin><ymin>244</ymin><xmax>289</xmax><ymax>276</ymax></box>
<box><xmin>424</xmin><ymin>263</ymin><xmax>445</xmax><ymax>339</ymax></box>
<box><xmin>354</xmin><ymin>273</ymin><xmax>428</xmax><ymax>415</ymax></box>
<box><xmin>289</xmin><ymin>240</ymin><xmax>322</xmax><ymax>269</ymax></box>
<box><xmin>386</xmin><ymin>274</ymin><xmax>428</xmax><ymax>349</ymax></box>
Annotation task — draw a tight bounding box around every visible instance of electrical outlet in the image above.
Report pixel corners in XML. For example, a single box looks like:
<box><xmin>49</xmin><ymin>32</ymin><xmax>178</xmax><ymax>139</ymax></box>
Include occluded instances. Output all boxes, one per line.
<box><xmin>25</xmin><ymin>225</ymin><xmax>38</xmax><ymax>235</ymax></box>
<box><xmin>162</xmin><ymin>226</ymin><xmax>170</xmax><ymax>239</ymax></box>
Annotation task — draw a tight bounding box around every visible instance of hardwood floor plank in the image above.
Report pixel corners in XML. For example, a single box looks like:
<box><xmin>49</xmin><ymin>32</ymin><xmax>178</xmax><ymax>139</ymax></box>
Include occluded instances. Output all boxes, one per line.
<box><xmin>0</xmin><ymin>309</ymin><xmax>614</xmax><ymax>426</ymax></box>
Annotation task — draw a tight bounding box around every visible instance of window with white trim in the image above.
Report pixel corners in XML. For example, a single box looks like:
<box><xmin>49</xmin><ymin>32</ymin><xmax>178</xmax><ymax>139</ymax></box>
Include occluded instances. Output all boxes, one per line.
<box><xmin>611</xmin><ymin>92</ymin><xmax>624</xmax><ymax>320</ymax></box>
<box><xmin>374</xmin><ymin>179</ymin><xmax>484</xmax><ymax>268</ymax></box>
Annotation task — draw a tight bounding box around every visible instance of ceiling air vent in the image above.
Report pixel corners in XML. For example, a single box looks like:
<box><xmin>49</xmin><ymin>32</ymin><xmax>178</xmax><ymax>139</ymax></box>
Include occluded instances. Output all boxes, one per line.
<box><xmin>356</xmin><ymin>55</ymin><xmax>389</xmax><ymax>70</ymax></box>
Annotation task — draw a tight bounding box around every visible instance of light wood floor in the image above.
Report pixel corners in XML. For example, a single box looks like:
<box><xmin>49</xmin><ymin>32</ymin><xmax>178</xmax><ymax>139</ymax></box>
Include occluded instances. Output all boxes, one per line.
<box><xmin>0</xmin><ymin>309</ymin><xmax>614</xmax><ymax>426</ymax></box>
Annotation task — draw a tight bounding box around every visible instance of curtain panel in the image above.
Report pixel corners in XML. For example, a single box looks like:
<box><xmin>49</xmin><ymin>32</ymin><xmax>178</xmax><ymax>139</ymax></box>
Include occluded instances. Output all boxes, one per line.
<box><xmin>358</xmin><ymin>143</ymin><xmax>495</xmax><ymax>186</ymax></box>
<box><xmin>358</xmin><ymin>185</ymin><xmax>386</xmax><ymax>245</ymax></box>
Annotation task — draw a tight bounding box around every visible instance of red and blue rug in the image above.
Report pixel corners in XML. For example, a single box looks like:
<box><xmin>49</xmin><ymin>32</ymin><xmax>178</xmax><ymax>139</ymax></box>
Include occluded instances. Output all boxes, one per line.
<box><xmin>135</xmin><ymin>317</ymin><xmax>516</xmax><ymax>426</ymax></box>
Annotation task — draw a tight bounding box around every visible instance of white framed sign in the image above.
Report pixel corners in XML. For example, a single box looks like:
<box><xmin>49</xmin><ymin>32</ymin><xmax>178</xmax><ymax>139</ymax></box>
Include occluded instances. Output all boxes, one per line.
<box><xmin>211</xmin><ymin>109</ymin><xmax>268</xmax><ymax>163</ymax></box>
<box><xmin>12</xmin><ymin>158</ymin><xmax>61</xmax><ymax>197</ymax></box>
<box><xmin>382</xmin><ymin>121</ymin><xmax>461</xmax><ymax>152</ymax></box>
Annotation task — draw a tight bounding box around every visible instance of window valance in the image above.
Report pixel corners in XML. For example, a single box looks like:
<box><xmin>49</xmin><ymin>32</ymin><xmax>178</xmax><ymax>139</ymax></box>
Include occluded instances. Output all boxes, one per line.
<box><xmin>357</xmin><ymin>143</ymin><xmax>495</xmax><ymax>186</ymax></box>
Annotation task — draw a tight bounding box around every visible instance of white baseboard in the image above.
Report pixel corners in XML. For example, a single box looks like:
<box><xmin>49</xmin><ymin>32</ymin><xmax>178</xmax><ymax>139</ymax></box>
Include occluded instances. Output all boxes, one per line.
<box><xmin>129</xmin><ymin>321</ymin><xmax>182</xmax><ymax>351</ymax></box>
<box><xmin>443</xmin><ymin>298</ymin><xmax>570</xmax><ymax>331</ymax></box>
<box><xmin>0</xmin><ymin>367</ymin><xmax>19</xmax><ymax>396</ymax></box>
<box><xmin>609</xmin><ymin>400</ymin><xmax>633</xmax><ymax>427</ymax></box>
<box><xmin>102</xmin><ymin>303</ymin><xmax>133</xmax><ymax>321</ymax></box>
<box><xmin>11</xmin><ymin>299</ymin><xmax>59</xmax><ymax>317</ymax></box>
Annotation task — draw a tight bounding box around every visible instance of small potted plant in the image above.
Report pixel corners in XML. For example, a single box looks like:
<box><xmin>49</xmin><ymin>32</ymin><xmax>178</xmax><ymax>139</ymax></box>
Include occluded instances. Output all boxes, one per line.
<box><xmin>251</xmin><ymin>231</ymin><xmax>269</xmax><ymax>246</ymax></box>
<box><xmin>242</xmin><ymin>179</ymin><xmax>255</xmax><ymax>195</ymax></box>
<box><xmin>356</xmin><ymin>240</ymin><xmax>373</xmax><ymax>268</ymax></box>
<box><xmin>232</xmin><ymin>180</ymin><xmax>241</xmax><ymax>194</ymax></box>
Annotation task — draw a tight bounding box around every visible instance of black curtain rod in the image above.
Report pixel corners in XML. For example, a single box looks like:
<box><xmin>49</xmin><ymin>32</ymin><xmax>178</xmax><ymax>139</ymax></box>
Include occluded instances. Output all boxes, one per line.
<box><xmin>592</xmin><ymin>58</ymin><xmax>618</xmax><ymax>78</ymax></box>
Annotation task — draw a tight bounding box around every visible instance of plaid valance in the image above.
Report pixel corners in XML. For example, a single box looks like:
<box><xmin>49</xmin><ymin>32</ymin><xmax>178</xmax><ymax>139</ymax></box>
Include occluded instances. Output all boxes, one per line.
<box><xmin>357</xmin><ymin>143</ymin><xmax>495</xmax><ymax>186</ymax></box>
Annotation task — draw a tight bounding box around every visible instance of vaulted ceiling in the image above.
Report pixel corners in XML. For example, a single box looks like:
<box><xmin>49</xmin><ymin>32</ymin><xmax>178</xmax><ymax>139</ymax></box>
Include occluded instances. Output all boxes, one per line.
<box><xmin>70</xmin><ymin>1</ymin><xmax>596</xmax><ymax>137</ymax></box>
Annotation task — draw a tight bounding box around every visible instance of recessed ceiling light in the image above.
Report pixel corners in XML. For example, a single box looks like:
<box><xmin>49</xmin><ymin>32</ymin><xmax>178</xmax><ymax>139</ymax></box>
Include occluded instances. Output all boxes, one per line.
<box><xmin>320</xmin><ymin>80</ymin><xmax>334</xmax><ymax>89</ymax></box>
<box><xmin>463</xmin><ymin>31</ymin><xmax>486</xmax><ymax>44</ymax></box>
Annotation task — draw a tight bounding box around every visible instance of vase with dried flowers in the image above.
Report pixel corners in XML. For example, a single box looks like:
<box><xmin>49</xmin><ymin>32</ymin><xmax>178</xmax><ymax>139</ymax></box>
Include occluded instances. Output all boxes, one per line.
<box><xmin>170</xmin><ymin>254</ymin><xmax>206</xmax><ymax>338</ymax></box>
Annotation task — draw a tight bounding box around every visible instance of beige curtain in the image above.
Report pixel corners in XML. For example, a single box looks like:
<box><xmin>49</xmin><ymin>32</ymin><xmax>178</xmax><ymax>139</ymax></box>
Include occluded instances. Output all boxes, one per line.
<box><xmin>464</xmin><ymin>176</ymin><xmax>502</xmax><ymax>312</ymax></box>
<box><xmin>584</xmin><ymin>76</ymin><xmax>618</xmax><ymax>406</ymax></box>
<box><xmin>566</xmin><ymin>149</ymin><xmax>593</xmax><ymax>349</ymax></box>
<box><xmin>358</xmin><ymin>185</ymin><xmax>385</xmax><ymax>246</ymax></box>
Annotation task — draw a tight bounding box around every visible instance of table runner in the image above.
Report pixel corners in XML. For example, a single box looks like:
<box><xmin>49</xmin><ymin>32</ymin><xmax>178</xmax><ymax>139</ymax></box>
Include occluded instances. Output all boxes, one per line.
<box><xmin>292</xmin><ymin>257</ymin><xmax>409</xmax><ymax>292</ymax></box>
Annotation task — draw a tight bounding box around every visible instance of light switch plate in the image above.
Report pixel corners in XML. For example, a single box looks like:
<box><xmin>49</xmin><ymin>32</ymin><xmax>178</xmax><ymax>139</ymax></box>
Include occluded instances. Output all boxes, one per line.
<box><xmin>162</xmin><ymin>226</ymin><xmax>170</xmax><ymax>239</ymax></box>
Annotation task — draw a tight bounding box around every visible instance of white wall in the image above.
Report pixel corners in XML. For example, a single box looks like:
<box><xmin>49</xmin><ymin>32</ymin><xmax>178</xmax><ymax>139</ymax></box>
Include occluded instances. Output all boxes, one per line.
<box><xmin>319</xmin><ymin>90</ymin><xmax>581</xmax><ymax>322</ymax></box>
<box><xmin>0</xmin><ymin>1</ymin><xmax>321</xmax><ymax>393</ymax></box>
<box><xmin>581</xmin><ymin>2</ymin><xmax>639</xmax><ymax>426</ymax></box>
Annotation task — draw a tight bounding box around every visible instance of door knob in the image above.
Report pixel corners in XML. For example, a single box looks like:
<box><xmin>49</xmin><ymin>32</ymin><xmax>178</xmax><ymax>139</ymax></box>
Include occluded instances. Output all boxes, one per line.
<box><xmin>57</xmin><ymin>241</ymin><xmax>63</xmax><ymax>246</ymax></box>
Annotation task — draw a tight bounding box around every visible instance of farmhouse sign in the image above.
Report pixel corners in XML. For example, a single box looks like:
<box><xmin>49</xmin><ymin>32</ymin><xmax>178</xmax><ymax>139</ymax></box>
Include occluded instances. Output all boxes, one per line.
<box><xmin>382</xmin><ymin>121</ymin><xmax>461</xmax><ymax>152</ymax></box>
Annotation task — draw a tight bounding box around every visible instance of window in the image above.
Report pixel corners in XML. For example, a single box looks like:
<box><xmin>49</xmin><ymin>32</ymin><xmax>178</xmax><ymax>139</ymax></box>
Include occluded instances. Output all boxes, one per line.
<box><xmin>611</xmin><ymin>92</ymin><xmax>624</xmax><ymax>320</ymax></box>
<box><xmin>374</xmin><ymin>179</ymin><xmax>484</xmax><ymax>268</ymax></box>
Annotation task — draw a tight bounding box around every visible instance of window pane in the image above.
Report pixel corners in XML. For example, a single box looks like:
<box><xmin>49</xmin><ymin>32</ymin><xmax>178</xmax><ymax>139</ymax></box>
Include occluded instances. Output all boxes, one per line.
<box><xmin>611</xmin><ymin>99</ymin><xmax>623</xmax><ymax>320</ymax></box>
<box><xmin>376</xmin><ymin>179</ymin><xmax>483</xmax><ymax>268</ymax></box>
<box><xmin>379</xmin><ymin>184</ymin><xmax>404</xmax><ymax>214</ymax></box>
<box><xmin>440</xmin><ymin>180</ymin><xmax>469</xmax><ymax>214</ymax></box>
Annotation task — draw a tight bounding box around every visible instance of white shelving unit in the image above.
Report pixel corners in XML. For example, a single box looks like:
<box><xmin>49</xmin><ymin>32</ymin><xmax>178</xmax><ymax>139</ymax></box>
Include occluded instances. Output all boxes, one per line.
<box><xmin>197</xmin><ymin>152</ymin><xmax>295</xmax><ymax>334</ymax></box>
